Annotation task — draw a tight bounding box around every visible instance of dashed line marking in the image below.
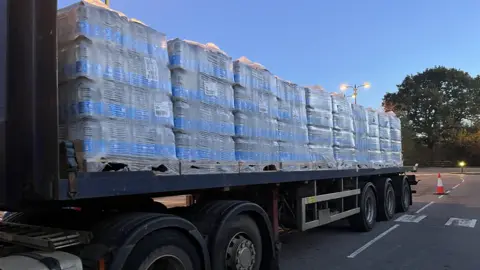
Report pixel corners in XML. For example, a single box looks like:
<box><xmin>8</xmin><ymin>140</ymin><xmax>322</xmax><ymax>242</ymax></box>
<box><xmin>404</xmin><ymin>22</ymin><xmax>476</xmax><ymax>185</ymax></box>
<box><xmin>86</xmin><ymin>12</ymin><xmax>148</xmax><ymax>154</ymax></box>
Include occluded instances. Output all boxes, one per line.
<box><xmin>347</xmin><ymin>224</ymin><xmax>400</xmax><ymax>258</ymax></box>
<box><xmin>415</xmin><ymin>201</ymin><xmax>434</xmax><ymax>214</ymax></box>
<box><xmin>395</xmin><ymin>214</ymin><xmax>427</xmax><ymax>223</ymax></box>
<box><xmin>462</xmin><ymin>178</ymin><xmax>465</xmax><ymax>183</ymax></box>
<box><xmin>446</xmin><ymin>190</ymin><xmax>451</xmax><ymax>194</ymax></box>
<box><xmin>438</xmin><ymin>195</ymin><xmax>444</xmax><ymax>199</ymax></box>
<box><xmin>452</xmin><ymin>184</ymin><xmax>460</xmax><ymax>189</ymax></box>
<box><xmin>445</xmin><ymin>218</ymin><xmax>477</xmax><ymax>228</ymax></box>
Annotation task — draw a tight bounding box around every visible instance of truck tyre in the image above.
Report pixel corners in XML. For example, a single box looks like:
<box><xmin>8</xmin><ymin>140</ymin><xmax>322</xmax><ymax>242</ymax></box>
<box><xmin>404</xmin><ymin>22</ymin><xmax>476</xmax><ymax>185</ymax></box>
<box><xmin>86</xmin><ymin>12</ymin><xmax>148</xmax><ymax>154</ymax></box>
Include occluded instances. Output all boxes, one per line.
<box><xmin>349</xmin><ymin>182</ymin><xmax>377</xmax><ymax>232</ymax></box>
<box><xmin>211</xmin><ymin>214</ymin><xmax>262</xmax><ymax>270</ymax></box>
<box><xmin>376</xmin><ymin>178</ymin><xmax>396</xmax><ymax>221</ymax></box>
<box><xmin>396</xmin><ymin>176</ymin><xmax>411</xmax><ymax>213</ymax></box>
<box><xmin>123</xmin><ymin>229</ymin><xmax>201</xmax><ymax>270</ymax></box>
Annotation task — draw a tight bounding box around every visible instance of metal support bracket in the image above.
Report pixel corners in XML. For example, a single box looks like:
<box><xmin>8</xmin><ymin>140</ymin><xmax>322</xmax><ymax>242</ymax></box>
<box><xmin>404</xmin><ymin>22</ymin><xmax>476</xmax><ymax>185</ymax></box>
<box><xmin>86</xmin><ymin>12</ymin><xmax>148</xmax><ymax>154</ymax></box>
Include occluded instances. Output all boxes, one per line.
<box><xmin>59</xmin><ymin>141</ymin><xmax>78</xmax><ymax>198</ymax></box>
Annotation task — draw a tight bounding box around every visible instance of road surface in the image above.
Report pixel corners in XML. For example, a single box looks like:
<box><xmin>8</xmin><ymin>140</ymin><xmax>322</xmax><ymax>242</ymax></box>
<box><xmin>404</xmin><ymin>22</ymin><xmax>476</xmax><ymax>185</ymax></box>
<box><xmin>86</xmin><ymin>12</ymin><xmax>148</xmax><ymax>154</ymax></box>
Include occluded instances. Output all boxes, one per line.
<box><xmin>280</xmin><ymin>172</ymin><xmax>480</xmax><ymax>270</ymax></box>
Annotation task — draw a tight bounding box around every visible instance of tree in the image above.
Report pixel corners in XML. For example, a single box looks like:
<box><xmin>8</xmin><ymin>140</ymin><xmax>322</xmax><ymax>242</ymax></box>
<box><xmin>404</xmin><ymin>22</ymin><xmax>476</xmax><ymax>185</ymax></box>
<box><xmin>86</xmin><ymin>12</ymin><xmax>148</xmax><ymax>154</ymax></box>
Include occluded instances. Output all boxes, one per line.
<box><xmin>383</xmin><ymin>66</ymin><xmax>479</xmax><ymax>157</ymax></box>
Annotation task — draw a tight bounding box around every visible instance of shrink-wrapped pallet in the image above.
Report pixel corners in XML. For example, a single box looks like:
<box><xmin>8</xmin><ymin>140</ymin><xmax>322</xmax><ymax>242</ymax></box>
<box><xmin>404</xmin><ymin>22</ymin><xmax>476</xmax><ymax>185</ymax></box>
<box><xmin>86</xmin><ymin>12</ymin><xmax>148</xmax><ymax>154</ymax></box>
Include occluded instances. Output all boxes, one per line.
<box><xmin>167</xmin><ymin>39</ymin><xmax>236</xmax><ymax>174</ymax></box>
<box><xmin>276</xmin><ymin>78</ymin><xmax>310</xmax><ymax>171</ymax></box>
<box><xmin>232</xmin><ymin>57</ymin><xmax>279</xmax><ymax>172</ymax></box>
<box><xmin>331</xmin><ymin>94</ymin><xmax>356</xmax><ymax>169</ymax></box>
<box><xmin>387</xmin><ymin>111</ymin><xmax>403</xmax><ymax>167</ymax></box>
<box><xmin>366</xmin><ymin>109</ymin><xmax>383</xmax><ymax>168</ymax></box>
<box><xmin>352</xmin><ymin>104</ymin><xmax>370</xmax><ymax>168</ymax></box>
<box><xmin>305</xmin><ymin>86</ymin><xmax>336</xmax><ymax>169</ymax></box>
<box><xmin>57</xmin><ymin>1</ymin><xmax>177</xmax><ymax>172</ymax></box>
<box><xmin>378</xmin><ymin>111</ymin><xmax>393</xmax><ymax>166</ymax></box>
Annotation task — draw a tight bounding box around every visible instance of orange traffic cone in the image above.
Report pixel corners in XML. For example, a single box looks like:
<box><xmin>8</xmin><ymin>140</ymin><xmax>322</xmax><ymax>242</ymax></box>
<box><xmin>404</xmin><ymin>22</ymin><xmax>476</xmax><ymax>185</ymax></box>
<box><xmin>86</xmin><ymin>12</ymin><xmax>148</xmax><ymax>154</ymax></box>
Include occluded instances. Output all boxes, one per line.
<box><xmin>435</xmin><ymin>173</ymin><xmax>445</xmax><ymax>195</ymax></box>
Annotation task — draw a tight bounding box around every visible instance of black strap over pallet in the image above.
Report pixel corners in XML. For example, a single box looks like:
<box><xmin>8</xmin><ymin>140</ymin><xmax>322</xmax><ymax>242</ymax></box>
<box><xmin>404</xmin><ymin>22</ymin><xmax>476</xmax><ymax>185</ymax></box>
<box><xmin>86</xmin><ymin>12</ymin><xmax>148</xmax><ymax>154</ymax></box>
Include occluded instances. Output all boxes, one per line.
<box><xmin>17</xmin><ymin>252</ymin><xmax>61</xmax><ymax>270</ymax></box>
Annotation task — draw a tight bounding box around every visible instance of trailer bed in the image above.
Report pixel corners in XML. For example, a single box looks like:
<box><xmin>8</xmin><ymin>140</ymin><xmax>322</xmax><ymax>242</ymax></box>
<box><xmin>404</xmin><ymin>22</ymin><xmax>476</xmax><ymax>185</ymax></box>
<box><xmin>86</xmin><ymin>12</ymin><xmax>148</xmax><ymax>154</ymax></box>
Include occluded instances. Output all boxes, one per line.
<box><xmin>58</xmin><ymin>166</ymin><xmax>409</xmax><ymax>200</ymax></box>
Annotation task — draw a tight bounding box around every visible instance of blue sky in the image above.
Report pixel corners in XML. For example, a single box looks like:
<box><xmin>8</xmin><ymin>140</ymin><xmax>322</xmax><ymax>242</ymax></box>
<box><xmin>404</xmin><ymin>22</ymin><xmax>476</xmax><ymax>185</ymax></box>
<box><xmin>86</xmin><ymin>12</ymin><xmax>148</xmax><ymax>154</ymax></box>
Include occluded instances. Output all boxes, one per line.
<box><xmin>59</xmin><ymin>0</ymin><xmax>480</xmax><ymax>108</ymax></box>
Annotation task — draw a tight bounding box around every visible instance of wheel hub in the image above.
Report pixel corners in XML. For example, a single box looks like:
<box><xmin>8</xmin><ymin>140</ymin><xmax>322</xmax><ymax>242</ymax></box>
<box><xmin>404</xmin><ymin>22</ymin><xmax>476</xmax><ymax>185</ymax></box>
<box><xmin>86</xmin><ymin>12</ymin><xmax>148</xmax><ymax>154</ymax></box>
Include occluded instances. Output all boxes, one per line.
<box><xmin>225</xmin><ymin>233</ymin><xmax>256</xmax><ymax>270</ymax></box>
<box><xmin>403</xmin><ymin>186</ymin><xmax>410</xmax><ymax>207</ymax></box>
<box><xmin>387</xmin><ymin>189</ymin><xmax>395</xmax><ymax>214</ymax></box>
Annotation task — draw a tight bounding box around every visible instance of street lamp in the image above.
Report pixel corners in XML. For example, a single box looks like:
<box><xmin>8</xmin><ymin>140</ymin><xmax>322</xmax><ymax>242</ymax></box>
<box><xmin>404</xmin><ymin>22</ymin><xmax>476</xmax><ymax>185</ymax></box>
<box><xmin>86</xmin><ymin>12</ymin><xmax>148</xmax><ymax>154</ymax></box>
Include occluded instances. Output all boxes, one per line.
<box><xmin>459</xmin><ymin>161</ymin><xmax>466</xmax><ymax>173</ymax></box>
<box><xmin>339</xmin><ymin>82</ymin><xmax>371</xmax><ymax>104</ymax></box>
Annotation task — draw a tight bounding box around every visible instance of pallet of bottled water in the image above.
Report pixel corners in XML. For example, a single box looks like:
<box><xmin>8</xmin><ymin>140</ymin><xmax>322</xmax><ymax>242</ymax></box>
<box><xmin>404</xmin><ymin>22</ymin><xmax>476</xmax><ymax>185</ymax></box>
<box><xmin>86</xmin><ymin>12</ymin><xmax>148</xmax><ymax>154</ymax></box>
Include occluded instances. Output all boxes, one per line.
<box><xmin>168</xmin><ymin>39</ymin><xmax>238</xmax><ymax>174</ymax></box>
<box><xmin>305</xmin><ymin>86</ymin><xmax>336</xmax><ymax>170</ymax></box>
<box><xmin>233</xmin><ymin>57</ymin><xmax>280</xmax><ymax>172</ymax></box>
<box><xmin>331</xmin><ymin>94</ymin><xmax>357</xmax><ymax>169</ymax></box>
<box><xmin>276</xmin><ymin>77</ymin><xmax>311</xmax><ymax>171</ymax></box>
<box><xmin>57</xmin><ymin>1</ymin><xmax>178</xmax><ymax>173</ymax></box>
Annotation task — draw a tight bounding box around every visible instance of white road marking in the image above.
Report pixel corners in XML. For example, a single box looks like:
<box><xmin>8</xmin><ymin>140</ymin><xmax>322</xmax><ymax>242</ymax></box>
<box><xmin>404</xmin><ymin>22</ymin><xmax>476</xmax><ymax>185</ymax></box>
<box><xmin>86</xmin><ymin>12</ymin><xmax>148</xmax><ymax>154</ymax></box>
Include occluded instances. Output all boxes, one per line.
<box><xmin>452</xmin><ymin>184</ymin><xmax>460</xmax><ymax>189</ymax></box>
<box><xmin>445</xmin><ymin>218</ymin><xmax>477</xmax><ymax>228</ymax></box>
<box><xmin>438</xmin><ymin>195</ymin><xmax>444</xmax><ymax>199</ymax></box>
<box><xmin>347</xmin><ymin>224</ymin><xmax>400</xmax><ymax>258</ymax></box>
<box><xmin>415</xmin><ymin>201</ymin><xmax>434</xmax><ymax>214</ymax></box>
<box><xmin>462</xmin><ymin>178</ymin><xmax>465</xmax><ymax>183</ymax></box>
<box><xmin>446</xmin><ymin>190</ymin><xmax>451</xmax><ymax>194</ymax></box>
<box><xmin>395</xmin><ymin>214</ymin><xmax>427</xmax><ymax>223</ymax></box>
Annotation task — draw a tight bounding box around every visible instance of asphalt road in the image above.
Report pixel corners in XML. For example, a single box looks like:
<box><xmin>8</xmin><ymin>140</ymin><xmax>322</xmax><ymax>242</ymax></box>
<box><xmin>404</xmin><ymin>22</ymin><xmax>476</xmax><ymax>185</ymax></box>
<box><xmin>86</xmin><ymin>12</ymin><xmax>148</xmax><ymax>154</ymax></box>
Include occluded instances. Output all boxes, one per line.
<box><xmin>279</xmin><ymin>172</ymin><xmax>480</xmax><ymax>270</ymax></box>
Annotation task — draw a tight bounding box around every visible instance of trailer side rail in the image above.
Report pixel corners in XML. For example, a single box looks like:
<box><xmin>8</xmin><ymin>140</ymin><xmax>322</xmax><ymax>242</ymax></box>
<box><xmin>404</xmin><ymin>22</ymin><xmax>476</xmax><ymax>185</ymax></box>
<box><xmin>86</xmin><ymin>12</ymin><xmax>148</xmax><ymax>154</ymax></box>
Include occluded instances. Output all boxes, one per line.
<box><xmin>57</xmin><ymin>167</ymin><xmax>409</xmax><ymax>200</ymax></box>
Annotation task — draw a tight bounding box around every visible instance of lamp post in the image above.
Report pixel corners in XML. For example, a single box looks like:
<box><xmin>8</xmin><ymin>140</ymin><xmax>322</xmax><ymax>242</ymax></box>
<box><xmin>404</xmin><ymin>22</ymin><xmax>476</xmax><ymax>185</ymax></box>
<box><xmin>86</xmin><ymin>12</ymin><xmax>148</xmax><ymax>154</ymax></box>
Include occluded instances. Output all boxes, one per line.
<box><xmin>340</xmin><ymin>82</ymin><xmax>371</xmax><ymax>104</ymax></box>
<box><xmin>459</xmin><ymin>161</ymin><xmax>466</xmax><ymax>173</ymax></box>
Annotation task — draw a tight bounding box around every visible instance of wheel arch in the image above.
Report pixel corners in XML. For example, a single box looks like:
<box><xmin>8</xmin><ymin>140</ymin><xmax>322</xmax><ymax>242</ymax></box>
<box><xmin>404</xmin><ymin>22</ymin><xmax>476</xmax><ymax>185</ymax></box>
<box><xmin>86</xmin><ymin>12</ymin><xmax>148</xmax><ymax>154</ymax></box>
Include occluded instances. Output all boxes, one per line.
<box><xmin>360</xmin><ymin>177</ymin><xmax>378</xmax><ymax>197</ymax></box>
<box><xmin>213</xmin><ymin>201</ymin><xmax>276</xmax><ymax>270</ymax></box>
<box><xmin>107</xmin><ymin>214</ymin><xmax>211</xmax><ymax>270</ymax></box>
<box><xmin>187</xmin><ymin>200</ymin><xmax>277</xmax><ymax>270</ymax></box>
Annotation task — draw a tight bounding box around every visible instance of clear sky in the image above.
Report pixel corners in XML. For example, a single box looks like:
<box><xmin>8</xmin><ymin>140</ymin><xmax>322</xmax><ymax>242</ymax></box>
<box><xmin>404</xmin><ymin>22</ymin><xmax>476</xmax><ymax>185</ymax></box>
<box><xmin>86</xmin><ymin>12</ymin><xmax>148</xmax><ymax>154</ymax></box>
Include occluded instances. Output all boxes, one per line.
<box><xmin>59</xmin><ymin>0</ymin><xmax>480</xmax><ymax>108</ymax></box>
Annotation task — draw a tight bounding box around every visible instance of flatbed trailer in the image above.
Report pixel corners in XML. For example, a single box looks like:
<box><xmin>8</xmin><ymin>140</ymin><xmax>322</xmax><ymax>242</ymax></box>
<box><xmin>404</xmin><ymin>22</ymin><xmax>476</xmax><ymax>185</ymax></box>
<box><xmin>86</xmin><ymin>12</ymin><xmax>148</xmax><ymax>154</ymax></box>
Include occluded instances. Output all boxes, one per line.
<box><xmin>0</xmin><ymin>1</ymin><xmax>418</xmax><ymax>269</ymax></box>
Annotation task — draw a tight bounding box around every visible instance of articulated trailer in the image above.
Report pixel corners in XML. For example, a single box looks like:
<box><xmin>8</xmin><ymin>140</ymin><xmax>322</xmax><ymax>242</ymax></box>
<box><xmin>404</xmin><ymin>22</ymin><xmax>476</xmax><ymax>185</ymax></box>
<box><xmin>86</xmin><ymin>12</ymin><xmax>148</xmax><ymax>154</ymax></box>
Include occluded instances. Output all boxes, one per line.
<box><xmin>0</xmin><ymin>1</ymin><xmax>417</xmax><ymax>269</ymax></box>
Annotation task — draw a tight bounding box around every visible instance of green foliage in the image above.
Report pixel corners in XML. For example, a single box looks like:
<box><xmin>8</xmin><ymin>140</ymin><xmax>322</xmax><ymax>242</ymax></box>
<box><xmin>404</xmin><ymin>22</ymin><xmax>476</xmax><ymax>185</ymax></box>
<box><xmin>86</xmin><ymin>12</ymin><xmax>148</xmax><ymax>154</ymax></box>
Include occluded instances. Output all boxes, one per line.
<box><xmin>383</xmin><ymin>66</ymin><xmax>480</xmax><ymax>150</ymax></box>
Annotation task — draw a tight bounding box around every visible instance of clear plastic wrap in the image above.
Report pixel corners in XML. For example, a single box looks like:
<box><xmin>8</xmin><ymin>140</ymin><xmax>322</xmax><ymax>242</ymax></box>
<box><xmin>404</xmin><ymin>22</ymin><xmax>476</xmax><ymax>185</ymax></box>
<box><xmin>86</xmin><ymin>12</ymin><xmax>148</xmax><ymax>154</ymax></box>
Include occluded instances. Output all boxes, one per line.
<box><xmin>306</xmin><ymin>108</ymin><xmax>333</xmax><ymax>129</ymax></box>
<box><xmin>305</xmin><ymin>86</ymin><xmax>336</xmax><ymax>169</ymax></box>
<box><xmin>278</xmin><ymin>122</ymin><xmax>308</xmax><ymax>143</ymax></box>
<box><xmin>168</xmin><ymin>39</ymin><xmax>236</xmax><ymax>173</ymax></box>
<box><xmin>380</xmin><ymin>138</ymin><xmax>393</xmax><ymax>167</ymax></box>
<box><xmin>305</xmin><ymin>86</ymin><xmax>332</xmax><ymax>112</ymax></box>
<box><xmin>366</xmin><ymin>108</ymin><xmax>383</xmax><ymax>168</ymax></box>
<box><xmin>308</xmin><ymin>126</ymin><xmax>333</xmax><ymax>146</ymax></box>
<box><xmin>331</xmin><ymin>94</ymin><xmax>356</xmax><ymax>169</ymax></box>
<box><xmin>233</xmin><ymin>57</ymin><xmax>277</xmax><ymax>97</ymax></box>
<box><xmin>57</xmin><ymin>1</ymin><xmax>177</xmax><ymax>172</ymax></box>
<box><xmin>275</xmin><ymin>78</ymin><xmax>309</xmax><ymax>168</ymax></box>
<box><xmin>334</xmin><ymin>147</ymin><xmax>357</xmax><ymax>169</ymax></box>
<box><xmin>170</xmin><ymin>70</ymin><xmax>234</xmax><ymax>110</ymax></box>
<box><xmin>333</xmin><ymin>130</ymin><xmax>355</xmax><ymax>148</ymax></box>
<box><xmin>379</xmin><ymin>126</ymin><xmax>390</xmax><ymax>139</ymax></box>
<box><xmin>175</xmin><ymin>132</ymin><xmax>236</xmax><ymax>174</ymax></box>
<box><xmin>234</xmin><ymin>83</ymin><xmax>278</xmax><ymax>118</ymax></box>
<box><xmin>387</xmin><ymin>111</ymin><xmax>403</xmax><ymax>166</ymax></box>
<box><xmin>234</xmin><ymin>113</ymin><xmax>278</xmax><ymax>140</ymax></box>
<box><xmin>235</xmin><ymin>138</ymin><xmax>279</xmax><ymax>164</ymax></box>
<box><xmin>175</xmin><ymin>133</ymin><xmax>235</xmax><ymax>162</ymax></box>
<box><xmin>308</xmin><ymin>145</ymin><xmax>336</xmax><ymax>169</ymax></box>
<box><xmin>168</xmin><ymin>39</ymin><xmax>234</xmax><ymax>83</ymax></box>
<box><xmin>232</xmin><ymin>58</ymin><xmax>279</xmax><ymax>170</ymax></box>
<box><xmin>378</xmin><ymin>111</ymin><xmax>390</xmax><ymax>128</ymax></box>
<box><xmin>276</xmin><ymin>78</ymin><xmax>307</xmax><ymax>124</ymax></box>
<box><xmin>173</xmin><ymin>101</ymin><xmax>234</xmax><ymax>136</ymax></box>
<box><xmin>352</xmin><ymin>104</ymin><xmax>370</xmax><ymax>168</ymax></box>
<box><xmin>279</xmin><ymin>142</ymin><xmax>311</xmax><ymax>162</ymax></box>
<box><xmin>367</xmin><ymin>108</ymin><xmax>380</xmax><ymax>137</ymax></box>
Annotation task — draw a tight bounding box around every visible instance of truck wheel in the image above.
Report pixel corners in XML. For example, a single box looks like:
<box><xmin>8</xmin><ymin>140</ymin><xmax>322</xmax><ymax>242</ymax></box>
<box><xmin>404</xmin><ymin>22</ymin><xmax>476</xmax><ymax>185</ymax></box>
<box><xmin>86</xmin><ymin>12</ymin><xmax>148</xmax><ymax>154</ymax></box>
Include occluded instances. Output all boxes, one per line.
<box><xmin>349</xmin><ymin>182</ymin><xmax>377</xmax><ymax>232</ymax></box>
<box><xmin>396</xmin><ymin>177</ymin><xmax>411</xmax><ymax>213</ymax></box>
<box><xmin>212</xmin><ymin>214</ymin><xmax>262</xmax><ymax>270</ymax></box>
<box><xmin>123</xmin><ymin>229</ymin><xmax>201</xmax><ymax>270</ymax></box>
<box><xmin>376</xmin><ymin>178</ymin><xmax>396</xmax><ymax>221</ymax></box>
